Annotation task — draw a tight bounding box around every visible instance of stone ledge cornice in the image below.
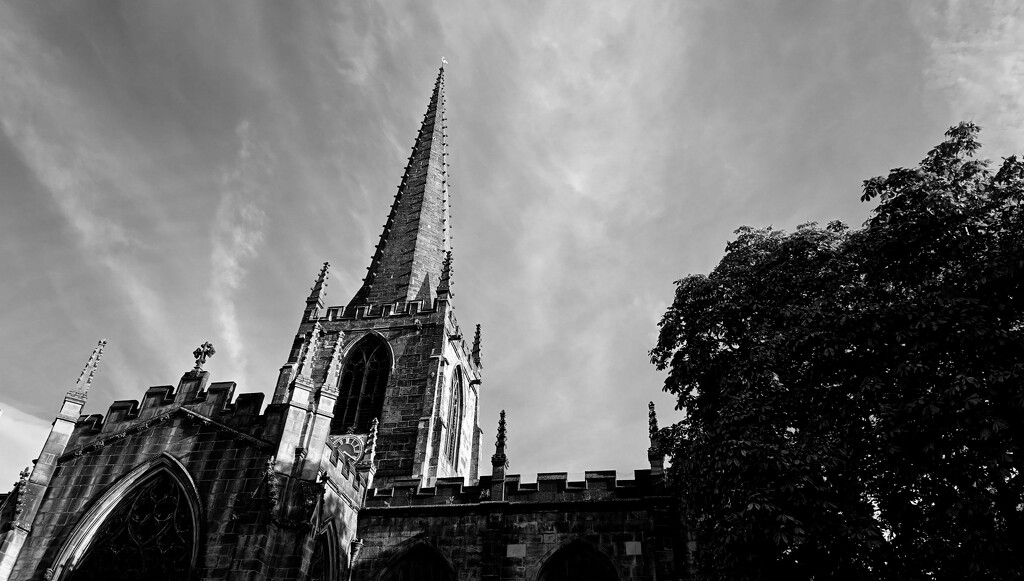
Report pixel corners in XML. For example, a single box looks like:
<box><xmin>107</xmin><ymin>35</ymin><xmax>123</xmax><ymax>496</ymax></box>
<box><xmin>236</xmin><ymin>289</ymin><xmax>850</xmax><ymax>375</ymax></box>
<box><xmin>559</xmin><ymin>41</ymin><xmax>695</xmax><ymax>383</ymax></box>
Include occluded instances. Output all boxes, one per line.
<box><xmin>58</xmin><ymin>407</ymin><xmax>274</xmax><ymax>464</ymax></box>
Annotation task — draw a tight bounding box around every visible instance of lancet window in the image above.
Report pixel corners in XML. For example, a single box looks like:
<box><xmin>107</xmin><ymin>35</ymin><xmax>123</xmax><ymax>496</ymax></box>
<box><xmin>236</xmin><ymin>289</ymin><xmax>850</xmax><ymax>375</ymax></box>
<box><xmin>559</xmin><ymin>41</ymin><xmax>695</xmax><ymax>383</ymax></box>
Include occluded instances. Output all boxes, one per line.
<box><xmin>332</xmin><ymin>335</ymin><xmax>391</xmax><ymax>434</ymax></box>
<box><xmin>444</xmin><ymin>368</ymin><xmax>464</xmax><ymax>465</ymax></box>
<box><xmin>308</xmin><ymin>530</ymin><xmax>337</xmax><ymax>581</ymax></box>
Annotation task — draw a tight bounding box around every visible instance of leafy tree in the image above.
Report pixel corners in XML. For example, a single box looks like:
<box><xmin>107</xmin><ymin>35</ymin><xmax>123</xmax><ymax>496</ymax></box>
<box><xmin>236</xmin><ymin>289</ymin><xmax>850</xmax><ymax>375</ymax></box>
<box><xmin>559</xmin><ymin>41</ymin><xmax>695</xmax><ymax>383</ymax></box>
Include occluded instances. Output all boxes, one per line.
<box><xmin>651</xmin><ymin>123</ymin><xmax>1024</xmax><ymax>580</ymax></box>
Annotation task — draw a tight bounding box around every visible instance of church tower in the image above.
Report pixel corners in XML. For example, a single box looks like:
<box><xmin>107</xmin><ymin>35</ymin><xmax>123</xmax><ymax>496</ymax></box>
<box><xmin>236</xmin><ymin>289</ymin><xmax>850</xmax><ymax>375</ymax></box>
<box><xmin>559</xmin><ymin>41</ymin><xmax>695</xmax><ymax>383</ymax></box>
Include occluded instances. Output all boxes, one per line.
<box><xmin>272</xmin><ymin>65</ymin><xmax>483</xmax><ymax>488</ymax></box>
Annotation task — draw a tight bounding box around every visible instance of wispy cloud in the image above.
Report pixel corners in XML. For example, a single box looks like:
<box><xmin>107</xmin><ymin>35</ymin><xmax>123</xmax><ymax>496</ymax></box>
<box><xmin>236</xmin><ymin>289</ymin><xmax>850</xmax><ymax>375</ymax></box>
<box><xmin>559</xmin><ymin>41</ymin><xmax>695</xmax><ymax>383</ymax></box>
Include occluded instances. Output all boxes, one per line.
<box><xmin>209</xmin><ymin>121</ymin><xmax>270</xmax><ymax>386</ymax></box>
<box><xmin>911</xmin><ymin>1</ymin><xmax>1024</xmax><ymax>152</ymax></box>
<box><xmin>0</xmin><ymin>56</ymin><xmax>179</xmax><ymax>382</ymax></box>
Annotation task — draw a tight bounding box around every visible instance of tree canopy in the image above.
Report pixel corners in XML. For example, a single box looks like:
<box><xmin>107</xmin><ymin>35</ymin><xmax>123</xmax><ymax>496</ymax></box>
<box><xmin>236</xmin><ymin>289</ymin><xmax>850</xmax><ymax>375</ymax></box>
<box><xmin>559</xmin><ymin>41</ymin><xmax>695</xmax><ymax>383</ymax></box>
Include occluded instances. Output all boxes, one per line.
<box><xmin>651</xmin><ymin>123</ymin><xmax>1024</xmax><ymax>580</ymax></box>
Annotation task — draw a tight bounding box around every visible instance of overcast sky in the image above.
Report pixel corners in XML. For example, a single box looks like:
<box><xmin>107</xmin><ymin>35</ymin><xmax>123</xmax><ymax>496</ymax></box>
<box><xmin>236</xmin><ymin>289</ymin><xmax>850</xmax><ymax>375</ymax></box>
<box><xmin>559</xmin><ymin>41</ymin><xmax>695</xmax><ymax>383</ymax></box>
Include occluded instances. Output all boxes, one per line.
<box><xmin>1</xmin><ymin>1</ymin><xmax>1022</xmax><ymax>488</ymax></box>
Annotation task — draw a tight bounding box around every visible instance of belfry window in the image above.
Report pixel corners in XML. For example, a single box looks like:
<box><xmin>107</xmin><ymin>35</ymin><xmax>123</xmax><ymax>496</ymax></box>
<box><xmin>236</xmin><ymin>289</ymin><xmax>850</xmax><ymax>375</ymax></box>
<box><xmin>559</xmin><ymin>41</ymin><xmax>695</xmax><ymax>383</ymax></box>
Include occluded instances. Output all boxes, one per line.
<box><xmin>66</xmin><ymin>471</ymin><xmax>196</xmax><ymax>581</ymax></box>
<box><xmin>444</xmin><ymin>368</ymin><xmax>464</xmax><ymax>465</ymax></box>
<box><xmin>331</xmin><ymin>335</ymin><xmax>391</xmax><ymax>434</ymax></box>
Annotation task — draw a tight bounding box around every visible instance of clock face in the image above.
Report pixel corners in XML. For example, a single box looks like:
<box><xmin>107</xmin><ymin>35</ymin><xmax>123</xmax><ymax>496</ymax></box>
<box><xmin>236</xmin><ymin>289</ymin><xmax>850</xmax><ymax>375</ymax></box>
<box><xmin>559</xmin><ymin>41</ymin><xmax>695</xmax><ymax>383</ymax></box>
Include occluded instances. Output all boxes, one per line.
<box><xmin>338</xmin><ymin>435</ymin><xmax>364</xmax><ymax>462</ymax></box>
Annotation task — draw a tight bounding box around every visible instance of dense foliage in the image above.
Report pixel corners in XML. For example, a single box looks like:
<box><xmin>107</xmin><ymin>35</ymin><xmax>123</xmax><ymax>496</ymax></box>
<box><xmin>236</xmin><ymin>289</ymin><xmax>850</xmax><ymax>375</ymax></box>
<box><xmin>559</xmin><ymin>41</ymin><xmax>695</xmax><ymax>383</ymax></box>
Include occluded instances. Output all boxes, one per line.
<box><xmin>651</xmin><ymin>123</ymin><xmax>1024</xmax><ymax>580</ymax></box>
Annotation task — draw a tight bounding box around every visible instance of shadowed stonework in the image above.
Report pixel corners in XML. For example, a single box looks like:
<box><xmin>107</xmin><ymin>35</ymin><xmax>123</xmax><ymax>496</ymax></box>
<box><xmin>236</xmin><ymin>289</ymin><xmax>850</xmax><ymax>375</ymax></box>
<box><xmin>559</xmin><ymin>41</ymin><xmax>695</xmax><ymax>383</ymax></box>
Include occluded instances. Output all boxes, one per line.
<box><xmin>0</xmin><ymin>66</ymin><xmax>684</xmax><ymax>581</ymax></box>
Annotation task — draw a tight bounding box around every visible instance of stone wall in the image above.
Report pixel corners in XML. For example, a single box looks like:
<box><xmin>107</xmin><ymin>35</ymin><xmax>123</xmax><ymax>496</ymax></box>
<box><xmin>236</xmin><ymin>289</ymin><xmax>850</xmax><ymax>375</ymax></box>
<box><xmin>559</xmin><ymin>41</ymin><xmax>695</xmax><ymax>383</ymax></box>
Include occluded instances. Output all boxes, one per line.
<box><xmin>354</xmin><ymin>471</ymin><xmax>684</xmax><ymax>581</ymax></box>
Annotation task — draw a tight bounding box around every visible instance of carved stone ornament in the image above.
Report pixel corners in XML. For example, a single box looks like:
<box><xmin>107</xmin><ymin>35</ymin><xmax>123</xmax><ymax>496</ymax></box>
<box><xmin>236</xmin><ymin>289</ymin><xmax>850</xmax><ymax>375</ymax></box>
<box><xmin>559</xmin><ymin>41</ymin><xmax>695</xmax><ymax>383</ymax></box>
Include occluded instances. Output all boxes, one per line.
<box><xmin>192</xmin><ymin>341</ymin><xmax>216</xmax><ymax>372</ymax></box>
<box><xmin>265</xmin><ymin>458</ymin><xmax>281</xmax><ymax>509</ymax></box>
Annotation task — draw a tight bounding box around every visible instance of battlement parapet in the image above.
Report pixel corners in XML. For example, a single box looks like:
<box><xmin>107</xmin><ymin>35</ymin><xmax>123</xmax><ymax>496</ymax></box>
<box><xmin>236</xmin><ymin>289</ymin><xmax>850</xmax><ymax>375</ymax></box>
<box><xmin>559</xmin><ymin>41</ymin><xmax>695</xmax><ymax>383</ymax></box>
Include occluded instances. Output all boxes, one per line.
<box><xmin>319</xmin><ymin>298</ymin><xmax>445</xmax><ymax>323</ymax></box>
<box><xmin>364</xmin><ymin>469</ymin><xmax>666</xmax><ymax>508</ymax></box>
<box><xmin>67</xmin><ymin>371</ymin><xmax>282</xmax><ymax>450</ymax></box>
<box><xmin>299</xmin><ymin>301</ymin><xmax>480</xmax><ymax>375</ymax></box>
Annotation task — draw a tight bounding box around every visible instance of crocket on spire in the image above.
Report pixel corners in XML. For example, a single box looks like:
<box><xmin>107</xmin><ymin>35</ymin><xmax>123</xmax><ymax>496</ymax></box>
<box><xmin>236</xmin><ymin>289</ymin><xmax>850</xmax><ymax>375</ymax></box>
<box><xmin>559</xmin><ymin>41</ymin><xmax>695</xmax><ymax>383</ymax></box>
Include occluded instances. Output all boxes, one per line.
<box><xmin>349</xmin><ymin>65</ymin><xmax>451</xmax><ymax>310</ymax></box>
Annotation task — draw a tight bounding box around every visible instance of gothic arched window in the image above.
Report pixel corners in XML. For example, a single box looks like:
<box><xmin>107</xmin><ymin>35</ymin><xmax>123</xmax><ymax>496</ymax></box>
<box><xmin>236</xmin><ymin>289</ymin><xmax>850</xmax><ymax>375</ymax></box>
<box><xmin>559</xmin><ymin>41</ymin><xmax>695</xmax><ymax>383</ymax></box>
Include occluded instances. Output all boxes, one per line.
<box><xmin>444</xmin><ymin>368</ymin><xmax>464</xmax><ymax>465</ymax></box>
<box><xmin>332</xmin><ymin>335</ymin><xmax>391</xmax><ymax>434</ymax></box>
<box><xmin>65</xmin><ymin>470</ymin><xmax>198</xmax><ymax>581</ymax></box>
<box><xmin>538</xmin><ymin>541</ymin><xmax>618</xmax><ymax>581</ymax></box>
<box><xmin>380</xmin><ymin>545</ymin><xmax>455</xmax><ymax>581</ymax></box>
<box><xmin>308</xmin><ymin>528</ymin><xmax>339</xmax><ymax>581</ymax></box>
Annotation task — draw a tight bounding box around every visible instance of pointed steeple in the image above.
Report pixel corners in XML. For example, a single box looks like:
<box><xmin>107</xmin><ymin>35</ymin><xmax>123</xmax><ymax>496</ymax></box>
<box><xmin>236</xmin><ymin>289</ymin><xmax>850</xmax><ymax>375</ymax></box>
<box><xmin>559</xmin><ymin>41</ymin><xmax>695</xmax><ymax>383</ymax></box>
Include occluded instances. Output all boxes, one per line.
<box><xmin>298</xmin><ymin>325</ymin><xmax>321</xmax><ymax>380</ymax></box>
<box><xmin>471</xmin><ymin>324</ymin><xmax>481</xmax><ymax>367</ymax></box>
<box><xmin>648</xmin><ymin>401</ymin><xmax>659</xmax><ymax>447</ymax></box>
<box><xmin>66</xmin><ymin>339</ymin><xmax>106</xmax><ymax>404</ymax></box>
<box><xmin>648</xmin><ymin>401</ymin><xmax>665</xmax><ymax>478</ymax></box>
<box><xmin>489</xmin><ymin>410</ymin><xmax>508</xmax><ymax>501</ymax></box>
<box><xmin>304</xmin><ymin>262</ymin><xmax>329</xmax><ymax>321</ymax></box>
<box><xmin>322</xmin><ymin>332</ymin><xmax>345</xmax><ymax>395</ymax></box>
<box><xmin>349</xmin><ymin>65</ymin><xmax>451</xmax><ymax>309</ymax></box>
<box><xmin>491</xmin><ymin>409</ymin><xmax>508</xmax><ymax>469</ymax></box>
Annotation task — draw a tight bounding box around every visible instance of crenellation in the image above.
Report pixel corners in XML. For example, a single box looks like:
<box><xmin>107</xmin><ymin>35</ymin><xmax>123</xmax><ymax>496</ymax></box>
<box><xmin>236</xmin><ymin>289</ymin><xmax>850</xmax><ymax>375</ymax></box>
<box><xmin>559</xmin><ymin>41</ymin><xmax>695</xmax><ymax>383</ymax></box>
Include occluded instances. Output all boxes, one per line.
<box><xmin>102</xmin><ymin>400</ymin><xmax>139</xmax><ymax>427</ymax></box>
<box><xmin>362</xmin><ymin>469</ymin><xmax>664</xmax><ymax>511</ymax></box>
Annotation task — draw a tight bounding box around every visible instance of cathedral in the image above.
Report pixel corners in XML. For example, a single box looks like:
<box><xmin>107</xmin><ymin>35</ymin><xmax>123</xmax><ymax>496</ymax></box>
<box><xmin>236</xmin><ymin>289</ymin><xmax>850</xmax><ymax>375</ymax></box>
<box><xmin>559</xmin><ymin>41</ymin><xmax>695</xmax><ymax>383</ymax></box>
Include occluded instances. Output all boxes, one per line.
<box><xmin>0</xmin><ymin>66</ymin><xmax>684</xmax><ymax>581</ymax></box>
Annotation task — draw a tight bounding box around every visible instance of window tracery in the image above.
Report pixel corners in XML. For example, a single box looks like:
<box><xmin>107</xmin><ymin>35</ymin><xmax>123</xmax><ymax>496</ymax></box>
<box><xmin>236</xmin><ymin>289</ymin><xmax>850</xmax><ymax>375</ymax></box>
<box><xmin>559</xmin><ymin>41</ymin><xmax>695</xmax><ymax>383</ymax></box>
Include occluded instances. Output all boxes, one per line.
<box><xmin>332</xmin><ymin>336</ymin><xmax>391</xmax><ymax>434</ymax></box>
<box><xmin>66</xmin><ymin>472</ymin><xmax>195</xmax><ymax>581</ymax></box>
<box><xmin>308</xmin><ymin>531</ymin><xmax>336</xmax><ymax>581</ymax></box>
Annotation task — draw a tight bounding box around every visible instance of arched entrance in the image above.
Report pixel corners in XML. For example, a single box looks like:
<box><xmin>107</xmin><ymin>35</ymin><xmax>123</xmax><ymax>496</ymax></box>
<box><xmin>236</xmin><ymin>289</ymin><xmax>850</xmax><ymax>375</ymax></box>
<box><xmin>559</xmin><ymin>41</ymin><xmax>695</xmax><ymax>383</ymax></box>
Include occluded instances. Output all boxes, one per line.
<box><xmin>379</xmin><ymin>544</ymin><xmax>455</xmax><ymax>581</ymax></box>
<box><xmin>538</xmin><ymin>541</ymin><xmax>618</xmax><ymax>581</ymax></box>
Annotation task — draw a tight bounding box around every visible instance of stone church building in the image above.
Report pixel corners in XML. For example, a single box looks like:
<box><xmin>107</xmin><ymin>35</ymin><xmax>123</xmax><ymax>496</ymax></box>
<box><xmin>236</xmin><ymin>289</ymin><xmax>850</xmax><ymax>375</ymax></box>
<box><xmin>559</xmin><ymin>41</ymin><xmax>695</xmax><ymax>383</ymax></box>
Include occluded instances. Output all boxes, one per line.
<box><xmin>0</xmin><ymin>67</ymin><xmax>684</xmax><ymax>581</ymax></box>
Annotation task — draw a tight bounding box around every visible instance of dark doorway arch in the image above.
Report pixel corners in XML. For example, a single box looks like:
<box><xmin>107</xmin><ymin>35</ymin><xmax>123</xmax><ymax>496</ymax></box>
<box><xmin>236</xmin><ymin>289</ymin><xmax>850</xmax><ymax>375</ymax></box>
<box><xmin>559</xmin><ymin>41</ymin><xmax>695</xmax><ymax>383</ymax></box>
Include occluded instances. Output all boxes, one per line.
<box><xmin>58</xmin><ymin>455</ymin><xmax>201</xmax><ymax>581</ymax></box>
<box><xmin>379</xmin><ymin>544</ymin><xmax>455</xmax><ymax>581</ymax></box>
<box><xmin>332</xmin><ymin>334</ymin><xmax>392</xmax><ymax>434</ymax></box>
<box><xmin>538</xmin><ymin>541</ymin><xmax>618</xmax><ymax>581</ymax></box>
<box><xmin>308</xmin><ymin>523</ymin><xmax>340</xmax><ymax>581</ymax></box>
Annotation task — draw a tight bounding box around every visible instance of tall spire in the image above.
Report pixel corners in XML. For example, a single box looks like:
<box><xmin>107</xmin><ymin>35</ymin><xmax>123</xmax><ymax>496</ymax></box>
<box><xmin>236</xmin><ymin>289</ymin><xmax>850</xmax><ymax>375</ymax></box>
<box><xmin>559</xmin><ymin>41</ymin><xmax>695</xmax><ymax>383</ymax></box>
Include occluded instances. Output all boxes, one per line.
<box><xmin>491</xmin><ymin>409</ymin><xmax>508</xmax><ymax>469</ymax></box>
<box><xmin>471</xmin><ymin>324</ymin><xmax>481</xmax><ymax>367</ymax></box>
<box><xmin>298</xmin><ymin>325</ymin><xmax>321</xmax><ymax>380</ymax></box>
<box><xmin>304</xmin><ymin>262</ymin><xmax>329</xmax><ymax>321</ymax></box>
<box><xmin>648</xmin><ymin>401</ymin><xmax>659</xmax><ymax>447</ymax></box>
<box><xmin>349</xmin><ymin>65</ymin><xmax>451</xmax><ymax>309</ymax></box>
<box><xmin>322</xmin><ymin>332</ymin><xmax>345</xmax><ymax>395</ymax></box>
<box><xmin>66</xmin><ymin>339</ymin><xmax>106</xmax><ymax>403</ymax></box>
<box><xmin>489</xmin><ymin>410</ymin><xmax>508</xmax><ymax>501</ymax></box>
<box><xmin>648</xmin><ymin>401</ymin><xmax>665</xmax><ymax>478</ymax></box>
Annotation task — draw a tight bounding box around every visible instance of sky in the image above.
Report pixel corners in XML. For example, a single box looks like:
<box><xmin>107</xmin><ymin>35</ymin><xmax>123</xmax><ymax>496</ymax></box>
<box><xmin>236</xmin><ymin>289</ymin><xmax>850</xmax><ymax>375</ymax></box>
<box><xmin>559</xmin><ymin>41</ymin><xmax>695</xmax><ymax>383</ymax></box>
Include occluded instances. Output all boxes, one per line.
<box><xmin>1</xmin><ymin>0</ymin><xmax>1023</xmax><ymax>488</ymax></box>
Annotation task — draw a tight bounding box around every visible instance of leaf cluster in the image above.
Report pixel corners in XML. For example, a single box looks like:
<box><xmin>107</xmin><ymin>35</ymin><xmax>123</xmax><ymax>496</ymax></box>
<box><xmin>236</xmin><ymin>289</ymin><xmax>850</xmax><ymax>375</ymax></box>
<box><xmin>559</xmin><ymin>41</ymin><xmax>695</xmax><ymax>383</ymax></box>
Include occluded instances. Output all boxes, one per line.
<box><xmin>652</xmin><ymin>123</ymin><xmax>1024</xmax><ymax>580</ymax></box>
